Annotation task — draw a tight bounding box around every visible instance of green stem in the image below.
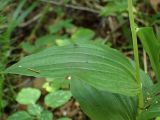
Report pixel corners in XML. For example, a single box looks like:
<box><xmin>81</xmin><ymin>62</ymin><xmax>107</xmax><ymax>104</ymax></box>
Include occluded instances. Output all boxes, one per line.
<box><xmin>128</xmin><ymin>0</ymin><xmax>144</xmax><ymax>115</ymax></box>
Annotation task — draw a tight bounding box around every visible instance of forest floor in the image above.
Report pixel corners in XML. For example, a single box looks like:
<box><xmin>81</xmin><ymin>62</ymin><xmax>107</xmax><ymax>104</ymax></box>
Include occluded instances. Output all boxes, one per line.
<box><xmin>1</xmin><ymin>0</ymin><xmax>160</xmax><ymax>119</ymax></box>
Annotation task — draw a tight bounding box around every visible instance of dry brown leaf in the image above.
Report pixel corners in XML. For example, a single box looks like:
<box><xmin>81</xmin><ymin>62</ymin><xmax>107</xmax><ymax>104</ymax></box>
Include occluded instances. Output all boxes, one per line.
<box><xmin>150</xmin><ymin>0</ymin><xmax>160</xmax><ymax>11</ymax></box>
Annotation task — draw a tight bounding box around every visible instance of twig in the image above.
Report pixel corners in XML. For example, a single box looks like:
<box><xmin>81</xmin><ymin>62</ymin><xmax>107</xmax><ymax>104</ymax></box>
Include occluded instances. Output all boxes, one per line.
<box><xmin>0</xmin><ymin>14</ymin><xmax>41</xmax><ymax>29</ymax></box>
<box><xmin>40</xmin><ymin>0</ymin><xmax>99</xmax><ymax>14</ymax></box>
<box><xmin>135</xmin><ymin>17</ymin><xmax>147</xmax><ymax>25</ymax></box>
<box><xmin>20</xmin><ymin>14</ymin><xmax>41</xmax><ymax>27</ymax></box>
<box><xmin>4</xmin><ymin>79</ymin><xmax>32</xmax><ymax>92</ymax></box>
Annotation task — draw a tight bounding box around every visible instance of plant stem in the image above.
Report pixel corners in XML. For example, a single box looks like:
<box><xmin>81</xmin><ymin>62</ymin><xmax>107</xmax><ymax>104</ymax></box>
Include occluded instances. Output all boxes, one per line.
<box><xmin>128</xmin><ymin>0</ymin><xmax>144</xmax><ymax>115</ymax></box>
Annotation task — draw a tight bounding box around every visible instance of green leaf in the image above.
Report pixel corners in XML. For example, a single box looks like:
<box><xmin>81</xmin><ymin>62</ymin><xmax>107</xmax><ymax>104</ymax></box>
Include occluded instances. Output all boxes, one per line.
<box><xmin>137</xmin><ymin>82</ymin><xmax>160</xmax><ymax>120</ymax></box>
<box><xmin>100</xmin><ymin>0</ymin><xmax>127</xmax><ymax>16</ymax></box>
<box><xmin>35</xmin><ymin>35</ymin><xmax>56</xmax><ymax>47</ymax></box>
<box><xmin>137</xmin><ymin>27</ymin><xmax>160</xmax><ymax>81</ymax></box>
<box><xmin>0</xmin><ymin>99</ymin><xmax>8</xmax><ymax>109</ymax></box>
<box><xmin>44</xmin><ymin>90</ymin><xmax>72</xmax><ymax>108</ymax></box>
<box><xmin>5</xmin><ymin>44</ymin><xmax>139</xmax><ymax>96</ymax></box>
<box><xmin>43</xmin><ymin>82</ymin><xmax>54</xmax><ymax>92</ymax></box>
<box><xmin>156</xmin><ymin>117</ymin><xmax>160</xmax><ymax>120</ymax></box>
<box><xmin>22</xmin><ymin>35</ymin><xmax>57</xmax><ymax>54</ymax></box>
<box><xmin>16</xmin><ymin>88</ymin><xmax>41</xmax><ymax>105</ymax></box>
<box><xmin>43</xmin><ymin>77</ymin><xmax>68</xmax><ymax>92</ymax></box>
<box><xmin>49</xmin><ymin>19</ymin><xmax>73</xmax><ymax>34</ymax></box>
<box><xmin>21</xmin><ymin>42</ymin><xmax>36</xmax><ymax>53</ymax></box>
<box><xmin>151</xmin><ymin>83</ymin><xmax>160</xmax><ymax>96</ymax></box>
<box><xmin>137</xmin><ymin>104</ymin><xmax>160</xmax><ymax>120</ymax></box>
<box><xmin>70</xmin><ymin>69</ymin><xmax>152</xmax><ymax>120</ymax></box>
<box><xmin>70</xmin><ymin>77</ymin><xmax>137</xmax><ymax>120</ymax></box>
<box><xmin>140</xmin><ymin>71</ymin><xmax>153</xmax><ymax>101</ymax></box>
<box><xmin>71</xmin><ymin>28</ymin><xmax>95</xmax><ymax>42</ymax></box>
<box><xmin>27</xmin><ymin>104</ymin><xmax>43</xmax><ymax>116</ymax></box>
<box><xmin>55</xmin><ymin>39</ymin><xmax>71</xmax><ymax>46</ymax></box>
<box><xmin>39</xmin><ymin>110</ymin><xmax>53</xmax><ymax>120</ymax></box>
<box><xmin>7</xmin><ymin>111</ymin><xmax>32</xmax><ymax>120</ymax></box>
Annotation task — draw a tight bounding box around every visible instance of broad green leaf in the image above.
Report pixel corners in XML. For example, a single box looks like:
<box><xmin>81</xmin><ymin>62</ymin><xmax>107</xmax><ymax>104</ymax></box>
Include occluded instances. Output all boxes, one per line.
<box><xmin>70</xmin><ymin>69</ymin><xmax>152</xmax><ymax>120</ymax></box>
<box><xmin>16</xmin><ymin>88</ymin><xmax>41</xmax><ymax>105</ymax></box>
<box><xmin>70</xmin><ymin>77</ymin><xmax>137</xmax><ymax>120</ymax></box>
<box><xmin>137</xmin><ymin>27</ymin><xmax>160</xmax><ymax>81</ymax></box>
<box><xmin>44</xmin><ymin>90</ymin><xmax>72</xmax><ymax>108</ymax></box>
<box><xmin>39</xmin><ymin>110</ymin><xmax>53</xmax><ymax>120</ymax></box>
<box><xmin>27</xmin><ymin>104</ymin><xmax>43</xmax><ymax>116</ymax></box>
<box><xmin>5</xmin><ymin>44</ymin><xmax>139</xmax><ymax>96</ymax></box>
<box><xmin>7</xmin><ymin>111</ymin><xmax>32</xmax><ymax>120</ymax></box>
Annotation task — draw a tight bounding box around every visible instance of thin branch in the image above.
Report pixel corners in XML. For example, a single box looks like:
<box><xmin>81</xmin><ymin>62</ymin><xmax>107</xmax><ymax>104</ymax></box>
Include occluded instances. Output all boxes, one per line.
<box><xmin>0</xmin><ymin>14</ymin><xmax>41</xmax><ymax>29</ymax></box>
<box><xmin>40</xmin><ymin>0</ymin><xmax>99</xmax><ymax>14</ymax></box>
<box><xmin>20</xmin><ymin>14</ymin><xmax>41</xmax><ymax>27</ymax></box>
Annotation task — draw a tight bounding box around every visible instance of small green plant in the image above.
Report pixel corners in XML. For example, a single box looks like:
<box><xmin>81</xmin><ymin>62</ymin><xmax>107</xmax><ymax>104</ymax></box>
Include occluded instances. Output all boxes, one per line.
<box><xmin>21</xmin><ymin>20</ymin><xmax>98</xmax><ymax>54</ymax></box>
<box><xmin>7</xmin><ymin>88</ymin><xmax>52</xmax><ymax>120</ymax></box>
<box><xmin>100</xmin><ymin>0</ymin><xmax>128</xmax><ymax>16</ymax></box>
<box><xmin>7</xmin><ymin>87</ymin><xmax>72</xmax><ymax>120</ymax></box>
<box><xmin>5</xmin><ymin>0</ymin><xmax>160</xmax><ymax>120</ymax></box>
